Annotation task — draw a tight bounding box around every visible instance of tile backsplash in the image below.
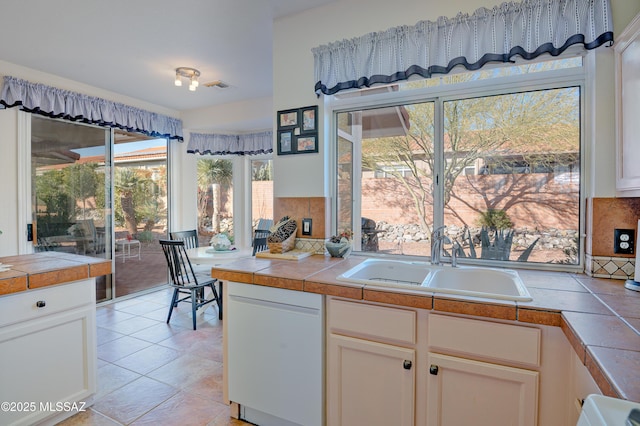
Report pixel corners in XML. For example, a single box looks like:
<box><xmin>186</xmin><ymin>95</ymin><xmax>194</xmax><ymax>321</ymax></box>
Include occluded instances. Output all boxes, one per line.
<box><xmin>587</xmin><ymin>197</ymin><xmax>640</xmax><ymax>279</ymax></box>
<box><xmin>273</xmin><ymin>197</ymin><xmax>331</xmax><ymax>240</ymax></box>
<box><xmin>586</xmin><ymin>254</ymin><xmax>636</xmax><ymax>279</ymax></box>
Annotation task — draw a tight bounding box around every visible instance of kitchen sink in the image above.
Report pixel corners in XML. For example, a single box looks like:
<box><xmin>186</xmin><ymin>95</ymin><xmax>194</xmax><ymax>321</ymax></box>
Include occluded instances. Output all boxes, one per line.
<box><xmin>424</xmin><ymin>266</ymin><xmax>532</xmax><ymax>302</ymax></box>
<box><xmin>336</xmin><ymin>259</ymin><xmax>433</xmax><ymax>289</ymax></box>
<box><xmin>337</xmin><ymin>259</ymin><xmax>532</xmax><ymax>302</ymax></box>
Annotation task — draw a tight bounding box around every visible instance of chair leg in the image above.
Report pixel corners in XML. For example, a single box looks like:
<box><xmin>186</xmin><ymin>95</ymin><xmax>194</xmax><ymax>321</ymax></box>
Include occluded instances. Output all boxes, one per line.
<box><xmin>167</xmin><ymin>288</ymin><xmax>179</xmax><ymax>324</ymax></box>
<box><xmin>191</xmin><ymin>288</ymin><xmax>198</xmax><ymax>330</ymax></box>
<box><xmin>210</xmin><ymin>281</ymin><xmax>222</xmax><ymax>320</ymax></box>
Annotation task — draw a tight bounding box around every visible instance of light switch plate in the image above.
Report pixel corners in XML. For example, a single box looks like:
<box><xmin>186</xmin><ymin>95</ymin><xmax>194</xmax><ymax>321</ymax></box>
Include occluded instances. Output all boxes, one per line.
<box><xmin>302</xmin><ymin>218</ymin><xmax>312</xmax><ymax>236</ymax></box>
<box><xmin>614</xmin><ymin>228</ymin><xmax>634</xmax><ymax>254</ymax></box>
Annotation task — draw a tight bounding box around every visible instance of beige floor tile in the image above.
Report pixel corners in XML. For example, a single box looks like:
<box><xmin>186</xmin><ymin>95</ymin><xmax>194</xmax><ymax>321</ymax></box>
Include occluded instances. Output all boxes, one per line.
<box><xmin>62</xmin><ymin>288</ymin><xmax>251</xmax><ymax>426</ymax></box>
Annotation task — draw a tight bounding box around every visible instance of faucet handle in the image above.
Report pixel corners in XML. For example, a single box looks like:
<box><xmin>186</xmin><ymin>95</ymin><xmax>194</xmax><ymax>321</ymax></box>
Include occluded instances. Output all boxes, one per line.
<box><xmin>432</xmin><ymin>225</ymin><xmax>446</xmax><ymax>238</ymax></box>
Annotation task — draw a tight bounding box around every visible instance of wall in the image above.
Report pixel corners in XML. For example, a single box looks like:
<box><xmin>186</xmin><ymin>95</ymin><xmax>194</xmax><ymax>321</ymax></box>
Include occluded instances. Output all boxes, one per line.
<box><xmin>361</xmin><ymin>175</ymin><xmax>578</xmax><ymax>230</ymax></box>
<box><xmin>273</xmin><ymin>197</ymin><xmax>330</xmax><ymax>240</ymax></box>
<box><xmin>181</xmin><ymin>97</ymin><xmax>272</xmax><ymax>133</ymax></box>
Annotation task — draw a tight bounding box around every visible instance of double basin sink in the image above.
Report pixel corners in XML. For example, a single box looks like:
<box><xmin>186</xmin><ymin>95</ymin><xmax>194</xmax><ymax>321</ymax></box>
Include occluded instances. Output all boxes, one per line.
<box><xmin>336</xmin><ymin>258</ymin><xmax>532</xmax><ymax>302</ymax></box>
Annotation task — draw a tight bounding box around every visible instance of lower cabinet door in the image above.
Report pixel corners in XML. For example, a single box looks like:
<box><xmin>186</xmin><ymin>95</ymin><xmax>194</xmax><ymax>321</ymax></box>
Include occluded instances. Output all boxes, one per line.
<box><xmin>0</xmin><ymin>306</ymin><xmax>96</xmax><ymax>426</ymax></box>
<box><xmin>328</xmin><ymin>334</ymin><xmax>415</xmax><ymax>426</ymax></box>
<box><xmin>426</xmin><ymin>353</ymin><xmax>538</xmax><ymax>426</ymax></box>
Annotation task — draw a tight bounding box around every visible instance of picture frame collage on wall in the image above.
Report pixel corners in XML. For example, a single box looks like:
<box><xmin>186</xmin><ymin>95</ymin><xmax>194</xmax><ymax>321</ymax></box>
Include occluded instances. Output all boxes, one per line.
<box><xmin>277</xmin><ymin>105</ymin><xmax>318</xmax><ymax>155</ymax></box>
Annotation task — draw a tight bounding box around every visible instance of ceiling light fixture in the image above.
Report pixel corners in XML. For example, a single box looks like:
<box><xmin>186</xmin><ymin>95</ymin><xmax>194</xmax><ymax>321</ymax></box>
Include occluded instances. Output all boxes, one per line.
<box><xmin>174</xmin><ymin>67</ymin><xmax>200</xmax><ymax>91</ymax></box>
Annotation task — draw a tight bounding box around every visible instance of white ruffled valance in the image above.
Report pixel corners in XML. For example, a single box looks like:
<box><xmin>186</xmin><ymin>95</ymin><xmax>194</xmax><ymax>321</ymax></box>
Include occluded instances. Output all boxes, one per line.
<box><xmin>0</xmin><ymin>76</ymin><xmax>183</xmax><ymax>140</ymax></box>
<box><xmin>187</xmin><ymin>131</ymin><xmax>273</xmax><ymax>156</ymax></box>
<box><xmin>313</xmin><ymin>0</ymin><xmax>613</xmax><ymax>95</ymax></box>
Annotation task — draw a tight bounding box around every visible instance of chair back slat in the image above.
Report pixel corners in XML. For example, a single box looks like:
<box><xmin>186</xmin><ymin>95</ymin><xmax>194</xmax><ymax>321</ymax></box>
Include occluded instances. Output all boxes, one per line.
<box><xmin>256</xmin><ymin>218</ymin><xmax>273</xmax><ymax>231</ymax></box>
<box><xmin>252</xmin><ymin>218</ymin><xmax>273</xmax><ymax>255</ymax></box>
<box><xmin>160</xmin><ymin>239</ymin><xmax>199</xmax><ymax>287</ymax></box>
<box><xmin>169</xmin><ymin>230</ymin><xmax>199</xmax><ymax>250</ymax></box>
<box><xmin>252</xmin><ymin>229</ymin><xmax>270</xmax><ymax>255</ymax></box>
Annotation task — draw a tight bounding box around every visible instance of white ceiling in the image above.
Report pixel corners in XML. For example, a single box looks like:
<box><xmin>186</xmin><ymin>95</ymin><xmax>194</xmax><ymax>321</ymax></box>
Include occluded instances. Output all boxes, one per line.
<box><xmin>0</xmin><ymin>0</ymin><xmax>336</xmax><ymax>113</ymax></box>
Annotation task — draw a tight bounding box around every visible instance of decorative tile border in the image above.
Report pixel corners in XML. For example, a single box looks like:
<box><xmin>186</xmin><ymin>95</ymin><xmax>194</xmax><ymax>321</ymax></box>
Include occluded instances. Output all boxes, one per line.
<box><xmin>586</xmin><ymin>254</ymin><xmax>635</xmax><ymax>280</ymax></box>
<box><xmin>295</xmin><ymin>238</ymin><xmax>326</xmax><ymax>255</ymax></box>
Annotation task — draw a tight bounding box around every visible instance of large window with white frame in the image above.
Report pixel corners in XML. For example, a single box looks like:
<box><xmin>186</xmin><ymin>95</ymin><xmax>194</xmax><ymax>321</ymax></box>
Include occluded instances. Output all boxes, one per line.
<box><xmin>195</xmin><ymin>154</ymin><xmax>273</xmax><ymax>250</ymax></box>
<box><xmin>333</xmin><ymin>54</ymin><xmax>584</xmax><ymax>269</ymax></box>
<box><xmin>250</xmin><ymin>158</ymin><xmax>273</xmax><ymax>231</ymax></box>
<box><xmin>197</xmin><ymin>157</ymin><xmax>234</xmax><ymax>245</ymax></box>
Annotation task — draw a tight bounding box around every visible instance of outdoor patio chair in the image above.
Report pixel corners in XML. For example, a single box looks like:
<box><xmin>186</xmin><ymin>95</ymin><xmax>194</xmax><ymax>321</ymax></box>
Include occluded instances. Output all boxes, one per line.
<box><xmin>252</xmin><ymin>218</ymin><xmax>272</xmax><ymax>255</ymax></box>
<box><xmin>160</xmin><ymin>239</ymin><xmax>221</xmax><ymax>330</ymax></box>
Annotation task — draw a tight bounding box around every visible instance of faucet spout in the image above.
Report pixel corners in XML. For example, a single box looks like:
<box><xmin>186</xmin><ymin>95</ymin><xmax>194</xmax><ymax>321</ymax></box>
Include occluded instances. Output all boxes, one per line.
<box><xmin>451</xmin><ymin>242</ymin><xmax>459</xmax><ymax>268</ymax></box>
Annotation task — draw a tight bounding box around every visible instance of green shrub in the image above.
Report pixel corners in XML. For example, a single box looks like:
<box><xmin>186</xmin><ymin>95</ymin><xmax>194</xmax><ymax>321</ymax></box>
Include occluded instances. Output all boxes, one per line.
<box><xmin>136</xmin><ymin>230</ymin><xmax>154</xmax><ymax>243</ymax></box>
<box><xmin>476</xmin><ymin>210</ymin><xmax>513</xmax><ymax>230</ymax></box>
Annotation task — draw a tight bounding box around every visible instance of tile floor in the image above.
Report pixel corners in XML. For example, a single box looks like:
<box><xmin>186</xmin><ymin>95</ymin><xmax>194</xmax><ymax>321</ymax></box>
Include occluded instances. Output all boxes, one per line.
<box><xmin>59</xmin><ymin>286</ymin><xmax>249</xmax><ymax>426</ymax></box>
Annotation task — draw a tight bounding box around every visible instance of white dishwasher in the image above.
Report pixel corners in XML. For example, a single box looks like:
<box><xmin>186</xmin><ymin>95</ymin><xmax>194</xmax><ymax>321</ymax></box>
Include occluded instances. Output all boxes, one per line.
<box><xmin>227</xmin><ymin>281</ymin><xmax>324</xmax><ymax>426</ymax></box>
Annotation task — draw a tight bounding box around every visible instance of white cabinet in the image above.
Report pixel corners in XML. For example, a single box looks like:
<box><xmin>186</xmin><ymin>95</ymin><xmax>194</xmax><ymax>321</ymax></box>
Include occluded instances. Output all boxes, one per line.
<box><xmin>426</xmin><ymin>353</ymin><xmax>538</xmax><ymax>426</ymax></box>
<box><xmin>328</xmin><ymin>334</ymin><xmax>415</xmax><ymax>426</ymax></box>
<box><xmin>615</xmin><ymin>12</ymin><xmax>640</xmax><ymax>194</ymax></box>
<box><xmin>327</xmin><ymin>298</ymin><xmax>418</xmax><ymax>426</ymax></box>
<box><xmin>0</xmin><ymin>280</ymin><xmax>96</xmax><ymax>426</ymax></box>
<box><xmin>326</xmin><ymin>300</ymin><xmax>578</xmax><ymax>426</ymax></box>
<box><xmin>426</xmin><ymin>314</ymin><xmax>540</xmax><ymax>426</ymax></box>
<box><xmin>567</xmin><ymin>350</ymin><xmax>602</xmax><ymax>425</ymax></box>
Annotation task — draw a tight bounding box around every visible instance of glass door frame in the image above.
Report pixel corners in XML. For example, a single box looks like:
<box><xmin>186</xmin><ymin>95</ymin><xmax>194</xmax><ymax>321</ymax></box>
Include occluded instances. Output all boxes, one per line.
<box><xmin>19</xmin><ymin>112</ymin><xmax>173</xmax><ymax>302</ymax></box>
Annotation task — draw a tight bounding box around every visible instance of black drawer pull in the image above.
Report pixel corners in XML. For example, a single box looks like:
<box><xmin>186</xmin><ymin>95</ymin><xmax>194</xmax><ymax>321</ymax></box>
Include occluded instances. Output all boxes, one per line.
<box><xmin>429</xmin><ymin>364</ymin><xmax>439</xmax><ymax>375</ymax></box>
<box><xmin>403</xmin><ymin>360</ymin><xmax>412</xmax><ymax>370</ymax></box>
<box><xmin>36</xmin><ymin>300</ymin><xmax>46</xmax><ymax>308</ymax></box>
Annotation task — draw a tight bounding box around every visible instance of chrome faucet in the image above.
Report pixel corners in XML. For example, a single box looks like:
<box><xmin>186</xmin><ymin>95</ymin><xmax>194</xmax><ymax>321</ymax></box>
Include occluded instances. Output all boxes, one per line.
<box><xmin>451</xmin><ymin>241</ymin><xmax>459</xmax><ymax>268</ymax></box>
<box><xmin>430</xmin><ymin>226</ymin><xmax>446</xmax><ymax>265</ymax></box>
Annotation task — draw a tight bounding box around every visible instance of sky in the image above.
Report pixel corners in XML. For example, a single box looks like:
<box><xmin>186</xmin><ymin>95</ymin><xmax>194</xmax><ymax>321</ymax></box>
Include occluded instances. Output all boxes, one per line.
<box><xmin>72</xmin><ymin>139</ymin><xmax>166</xmax><ymax>157</ymax></box>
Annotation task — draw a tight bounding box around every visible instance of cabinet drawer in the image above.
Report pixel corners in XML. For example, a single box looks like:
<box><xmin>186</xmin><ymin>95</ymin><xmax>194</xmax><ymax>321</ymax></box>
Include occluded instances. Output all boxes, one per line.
<box><xmin>428</xmin><ymin>314</ymin><xmax>540</xmax><ymax>367</ymax></box>
<box><xmin>329</xmin><ymin>298</ymin><xmax>416</xmax><ymax>345</ymax></box>
<box><xmin>0</xmin><ymin>280</ymin><xmax>94</xmax><ymax>328</ymax></box>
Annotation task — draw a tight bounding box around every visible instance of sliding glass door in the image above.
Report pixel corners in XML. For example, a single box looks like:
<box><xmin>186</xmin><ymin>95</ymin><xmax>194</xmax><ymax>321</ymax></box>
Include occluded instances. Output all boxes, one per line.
<box><xmin>112</xmin><ymin>135</ymin><xmax>168</xmax><ymax>298</ymax></box>
<box><xmin>31</xmin><ymin>116</ymin><xmax>112</xmax><ymax>301</ymax></box>
<box><xmin>31</xmin><ymin>116</ymin><xmax>169</xmax><ymax>301</ymax></box>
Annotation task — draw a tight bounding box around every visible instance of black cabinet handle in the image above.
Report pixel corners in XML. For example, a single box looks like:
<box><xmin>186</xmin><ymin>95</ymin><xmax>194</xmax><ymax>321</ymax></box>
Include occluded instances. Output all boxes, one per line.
<box><xmin>403</xmin><ymin>360</ymin><xmax>412</xmax><ymax>370</ymax></box>
<box><xmin>429</xmin><ymin>364</ymin><xmax>439</xmax><ymax>375</ymax></box>
<box><xmin>36</xmin><ymin>300</ymin><xmax>46</xmax><ymax>308</ymax></box>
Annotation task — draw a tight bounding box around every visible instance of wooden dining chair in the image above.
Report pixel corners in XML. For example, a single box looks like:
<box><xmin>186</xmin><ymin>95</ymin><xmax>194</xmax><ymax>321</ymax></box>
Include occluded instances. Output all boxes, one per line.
<box><xmin>159</xmin><ymin>239</ymin><xmax>221</xmax><ymax>329</ymax></box>
<box><xmin>169</xmin><ymin>229</ymin><xmax>199</xmax><ymax>249</ymax></box>
<box><xmin>170</xmin><ymin>229</ymin><xmax>212</xmax><ymax>276</ymax></box>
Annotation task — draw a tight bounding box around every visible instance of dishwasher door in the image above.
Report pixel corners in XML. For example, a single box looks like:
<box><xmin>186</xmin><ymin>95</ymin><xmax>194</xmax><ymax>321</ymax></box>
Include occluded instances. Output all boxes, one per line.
<box><xmin>227</xmin><ymin>282</ymin><xmax>324</xmax><ymax>426</ymax></box>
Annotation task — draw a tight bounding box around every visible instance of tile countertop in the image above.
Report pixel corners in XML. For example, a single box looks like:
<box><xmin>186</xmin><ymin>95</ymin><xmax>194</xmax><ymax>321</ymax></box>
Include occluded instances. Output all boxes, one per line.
<box><xmin>210</xmin><ymin>254</ymin><xmax>640</xmax><ymax>403</ymax></box>
<box><xmin>0</xmin><ymin>252</ymin><xmax>112</xmax><ymax>296</ymax></box>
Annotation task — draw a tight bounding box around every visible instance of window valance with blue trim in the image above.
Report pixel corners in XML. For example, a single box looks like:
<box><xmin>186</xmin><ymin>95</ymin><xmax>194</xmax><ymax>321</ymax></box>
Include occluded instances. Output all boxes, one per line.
<box><xmin>0</xmin><ymin>76</ymin><xmax>183</xmax><ymax>140</ymax></box>
<box><xmin>187</xmin><ymin>131</ymin><xmax>273</xmax><ymax>156</ymax></box>
<box><xmin>313</xmin><ymin>0</ymin><xmax>614</xmax><ymax>96</ymax></box>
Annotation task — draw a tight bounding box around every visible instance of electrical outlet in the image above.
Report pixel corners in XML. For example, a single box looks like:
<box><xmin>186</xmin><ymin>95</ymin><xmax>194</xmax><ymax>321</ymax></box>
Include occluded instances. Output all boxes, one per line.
<box><xmin>614</xmin><ymin>229</ymin><xmax>634</xmax><ymax>254</ymax></box>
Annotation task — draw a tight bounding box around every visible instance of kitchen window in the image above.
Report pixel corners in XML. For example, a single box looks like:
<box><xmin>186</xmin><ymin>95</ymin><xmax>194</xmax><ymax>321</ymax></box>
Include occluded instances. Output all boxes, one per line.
<box><xmin>332</xmin><ymin>54</ymin><xmax>584</xmax><ymax>269</ymax></box>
